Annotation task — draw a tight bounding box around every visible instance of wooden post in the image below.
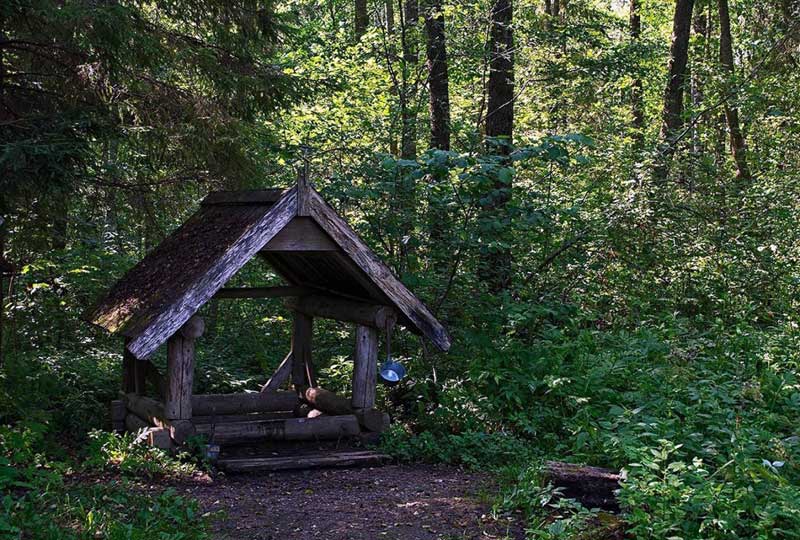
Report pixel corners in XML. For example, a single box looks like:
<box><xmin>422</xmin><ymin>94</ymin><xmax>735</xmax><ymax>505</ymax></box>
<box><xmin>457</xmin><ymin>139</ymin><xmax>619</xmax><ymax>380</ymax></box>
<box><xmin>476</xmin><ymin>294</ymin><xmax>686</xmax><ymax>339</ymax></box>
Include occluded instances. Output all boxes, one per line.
<box><xmin>134</xmin><ymin>359</ymin><xmax>147</xmax><ymax>395</ymax></box>
<box><xmin>122</xmin><ymin>339</ymin><xmax>136</xmax><ymax>394</ymax></box>
<box><xmin>290</xmin><ymin>311</ymin><xmax>315</xmax><ymax>391</ymax></box>
<box><xmin>352</xmin><ymin>325</ymin><xmax>378</xmax><ymax>410</ymax></box>
<box><xmin>165</xmin><ymin>316</ymin><xmax>204</xmax><ymax>422</ymax></box>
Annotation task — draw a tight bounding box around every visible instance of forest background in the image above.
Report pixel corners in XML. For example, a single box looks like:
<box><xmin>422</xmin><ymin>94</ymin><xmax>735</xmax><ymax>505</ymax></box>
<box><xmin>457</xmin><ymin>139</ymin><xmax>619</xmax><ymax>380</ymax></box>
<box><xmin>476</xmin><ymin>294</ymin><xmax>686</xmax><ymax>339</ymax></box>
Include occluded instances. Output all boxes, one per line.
<box><xmin>1</xmin><ymin>0</ymin><xmax>800</xmax><ymax>538</ymax></box>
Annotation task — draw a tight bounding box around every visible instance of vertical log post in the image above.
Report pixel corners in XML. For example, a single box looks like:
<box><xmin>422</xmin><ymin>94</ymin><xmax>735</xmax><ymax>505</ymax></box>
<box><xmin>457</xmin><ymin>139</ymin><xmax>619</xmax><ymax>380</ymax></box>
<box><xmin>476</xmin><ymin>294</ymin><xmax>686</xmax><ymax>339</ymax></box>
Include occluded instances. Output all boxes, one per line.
<box><xmin>122</xmin><ymin>338</ymin><xmax>136</xmax><ymax>394</ymax></box>
<box><xmin>165</xmin><ymin>316</ymin><xmax>204</xmax><ymax>422</ymax></box>
<box><xmin>290</xmin><ymin>311</ymin><xmax>315</xmax><ymax>393</ymax></box>
<box><xmin>352</xmin><ymin>325</ymin><xmax>378</xmax><ymax>410</ymax></box>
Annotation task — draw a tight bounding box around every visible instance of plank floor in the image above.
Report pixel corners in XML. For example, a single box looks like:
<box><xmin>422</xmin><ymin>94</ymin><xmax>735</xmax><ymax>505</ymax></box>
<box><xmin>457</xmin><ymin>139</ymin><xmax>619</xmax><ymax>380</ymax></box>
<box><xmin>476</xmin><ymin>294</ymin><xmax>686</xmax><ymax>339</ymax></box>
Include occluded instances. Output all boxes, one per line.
<box><xmin>216</xmin><ymin>449</ymin><xmax>391</xmax><ymax>472</ymax></box>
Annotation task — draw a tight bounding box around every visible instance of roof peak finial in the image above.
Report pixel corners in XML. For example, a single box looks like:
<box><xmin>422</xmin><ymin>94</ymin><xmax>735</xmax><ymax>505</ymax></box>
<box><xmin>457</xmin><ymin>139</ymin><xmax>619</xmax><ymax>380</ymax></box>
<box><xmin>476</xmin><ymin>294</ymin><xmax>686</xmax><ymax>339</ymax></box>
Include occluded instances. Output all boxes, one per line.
<box><xmin>297</xmin><ymin>144</ymin><xmax>313</xmax><ymax>216</ymax></box>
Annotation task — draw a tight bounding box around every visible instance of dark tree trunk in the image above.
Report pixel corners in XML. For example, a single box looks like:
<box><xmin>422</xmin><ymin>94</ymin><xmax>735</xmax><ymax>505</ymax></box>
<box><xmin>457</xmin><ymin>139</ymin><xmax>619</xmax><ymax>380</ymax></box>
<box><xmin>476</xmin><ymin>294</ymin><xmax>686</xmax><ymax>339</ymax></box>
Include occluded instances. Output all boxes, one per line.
<box><xmin>486</xmin><ymin>0</ymin><xmax>514</xmax><ymax>151</ymax></box>
<box><xmin>630</xmin><ymin>0</ymin><xmax>644</xmax><ymax>139</ymax></box>
<box><xmin>400</xmin><ymin>0</ymin><xmax>419</xmax><ymax>159</ymax></box>
<box><xmin>690</xmin><ymin>3</ymin><xmax>708</xmax><ymax>157</ymax></box>
<box><xmin>424</xmin><ymin>0</ymin><xmax>450</xmax><ymax>151</ymax></box>
<box><xmin>653</xmin><ymin>0</ymin><xmax>694</xmax><ymax>182</ymax></box>
<box><xmin>355</xmin><ymin>0</ymin><xmax>368</xmax><ymax>39</ymax></box>
<box><xmin>717</xmin><ymin>0</ymin><xmax>751</xmax><ymax>182</ymax></box>
<box><xmin>480</xmin><ymin>0</ymin><xmax>514</xmax><ymax>293</ymax></box>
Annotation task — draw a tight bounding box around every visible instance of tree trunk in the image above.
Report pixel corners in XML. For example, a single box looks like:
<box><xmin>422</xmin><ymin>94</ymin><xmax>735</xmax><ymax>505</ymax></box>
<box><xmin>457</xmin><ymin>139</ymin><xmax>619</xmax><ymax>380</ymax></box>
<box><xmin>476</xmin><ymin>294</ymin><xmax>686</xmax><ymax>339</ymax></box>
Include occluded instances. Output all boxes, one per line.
<box><xmin>355</xmin><ymin>0</ymin><xmax>368</xmax><ymax>39</ymax></box>
<box><xmin>400</xmin><ymin>0</ymin><xmax>419</xmax><ymax>159</ymax></box>
<box><xmin>486</xmin><ymin>0</ymin><xmax>514</xmax><ymax>151</ymax></box>
<box><xmin>424</xmin><ymin>0</ymin><xmax>450</xmax><ymax>151</ymax></box>
<box><xmin>630</xmin><ymin>0</ymin><xmax>644</xmax><ymax>139</ymax></box>
<box><xmin>653</xmin><ymin>0</ymin><xmax>694</xmax><ymax>182</ymax></box>
<box><xmin>690</xmin><ymin>3</ymin><xmax>708</xmax><ymax>157</ymax></box>
<box><xmin>480</xmin><ymin>0</ymin><xmax>514</xmax><ymax>293</ymax></box>
<box><xmin>717</xmin><ymin>0</ymin><xmax>751</xmax><ymax>182</ymax></box>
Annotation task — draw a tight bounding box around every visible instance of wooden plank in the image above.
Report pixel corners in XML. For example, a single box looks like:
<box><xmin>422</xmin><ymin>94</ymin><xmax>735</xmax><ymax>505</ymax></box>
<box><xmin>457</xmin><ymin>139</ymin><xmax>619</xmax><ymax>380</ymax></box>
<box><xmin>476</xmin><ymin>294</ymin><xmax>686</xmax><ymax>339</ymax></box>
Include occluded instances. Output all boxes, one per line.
<box><xmin>352</xmin><ymin>325</ymin><xmax>378</xmax><ymax>410</ymax></box>
<box><xmin>195</xmin><ymin>414</ymin><xmax>361</xmax><ymax>444</ymax></box>
<box><xmin>286</xmin><ymin>295</ymin><xmax>397</xmax><ymax>328</ymax></box>
<box><xmin>290</xmin><ymin>311</ymin><xmax>315</xmax><ymax>388</ymax></box>
<box><xmin>191</xmin><ymin>391</ymin><xmax>298</xmax><ymax>416</ymax></box>
<box><xmin>307</xmin><ymin>189</ymin><xmax>451</xmax><ymax>351</ymax></box>
<box><xmin>125</xmin><ymin>188</ymin><xmax>298</xmax><ymax>359</ymax></box>
<box><xmin>261</xmin><ymin>352</ymin><xmax>293</xmax><ymax>392</ymax></box>
<box><xmin>213</xmin><ymin>286</ymin><xmax>312</xmax><ymax>299</ymax></box>
<box><xmin>262</xmin><ymin>218</ymin><xmax>338</xmax><ymax>252</ymax></box>
<box><xmin>201</xmin><ymin>188</ymin><xmax>286</xmax><ymax>206</ymax></box>
<box><xmin>217</xmin><ymin>450</ymin><xmax>391</xmax><ymax>473</ymax></box>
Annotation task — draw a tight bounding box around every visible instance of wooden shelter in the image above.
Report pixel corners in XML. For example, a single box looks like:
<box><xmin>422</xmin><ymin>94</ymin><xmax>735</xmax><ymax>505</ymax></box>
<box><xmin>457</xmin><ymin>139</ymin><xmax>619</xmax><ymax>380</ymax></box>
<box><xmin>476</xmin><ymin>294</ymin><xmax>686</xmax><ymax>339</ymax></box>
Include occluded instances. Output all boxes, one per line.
<box><xmin>87</xmin><ymin>181</ymin><xmax>450</xmax><ymax>468</ymax></box>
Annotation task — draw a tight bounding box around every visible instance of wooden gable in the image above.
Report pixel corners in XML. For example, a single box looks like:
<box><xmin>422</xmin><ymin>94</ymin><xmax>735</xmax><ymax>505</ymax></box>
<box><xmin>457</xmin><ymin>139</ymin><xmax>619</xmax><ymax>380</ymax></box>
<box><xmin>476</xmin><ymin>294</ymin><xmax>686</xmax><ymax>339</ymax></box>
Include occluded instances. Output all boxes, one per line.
<box><xmin>87</xmin><ymin>184</ymin><xmax>451</xmax><ymax>359</ymax></box>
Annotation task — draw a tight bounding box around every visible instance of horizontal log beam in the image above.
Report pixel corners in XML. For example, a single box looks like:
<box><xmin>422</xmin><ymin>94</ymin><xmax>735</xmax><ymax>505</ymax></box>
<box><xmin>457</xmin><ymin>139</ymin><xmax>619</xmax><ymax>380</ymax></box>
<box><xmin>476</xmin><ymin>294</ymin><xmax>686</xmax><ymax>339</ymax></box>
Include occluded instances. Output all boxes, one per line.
<box><xmin>191</xmin><ymin>391</ymin><xmax>298</xmax><ymax>416</ymax></box>
<box><xmin>191</xmin><ymin>411</ymin><xmax>294</xmax><ymax>425</ymax></box>
<box><xmin>285</xmin><ymin>295</ymin><xmax>397</xmax><ymax>328</ymax></box>
<box><xmin>122</xmin><ymin>393</ymin><xmax>195</xmax><ymax>444</ymax></box>
<box><xmin>195</xmin><ymin>415</ymin><xmax>361</xmax><ymax>444</ymax></box>
<box><xmin>213</xmin><ymin>286</ymin><xmax>313</xmax><ymax>299</ymax></box>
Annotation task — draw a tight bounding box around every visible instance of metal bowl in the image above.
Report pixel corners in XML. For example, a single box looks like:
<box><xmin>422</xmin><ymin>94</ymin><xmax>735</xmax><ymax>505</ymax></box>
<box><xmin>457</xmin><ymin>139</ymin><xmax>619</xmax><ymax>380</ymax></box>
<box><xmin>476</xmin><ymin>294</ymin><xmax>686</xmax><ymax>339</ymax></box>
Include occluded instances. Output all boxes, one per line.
<box><xmin>379</xmin><ymin>359</ymin><xmax>406</xmax><ymax>385</ymax></box>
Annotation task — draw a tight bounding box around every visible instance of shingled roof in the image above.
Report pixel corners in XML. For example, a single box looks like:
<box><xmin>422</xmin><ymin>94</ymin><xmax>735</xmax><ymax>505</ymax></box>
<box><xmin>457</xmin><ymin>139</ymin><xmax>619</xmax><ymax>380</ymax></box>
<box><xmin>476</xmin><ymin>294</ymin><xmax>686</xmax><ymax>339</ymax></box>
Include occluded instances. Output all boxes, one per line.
<box><xmin>87</xmin><ymin>185</ymin><xmax>451</xmax><ymax>359</ymax></box>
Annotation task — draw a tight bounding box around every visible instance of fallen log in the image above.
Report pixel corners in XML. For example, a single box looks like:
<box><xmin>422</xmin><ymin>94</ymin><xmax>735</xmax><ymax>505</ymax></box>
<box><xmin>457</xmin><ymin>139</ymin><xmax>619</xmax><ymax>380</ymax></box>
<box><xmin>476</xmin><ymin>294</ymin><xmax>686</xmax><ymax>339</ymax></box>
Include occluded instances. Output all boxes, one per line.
<box><xmin>303</xmin><ymin>387</ymin><xmax>352</xmax><ymax>416</ymax></box>
<box><xmin>191</xmin><ymin>391</ymin><xmax>298</xmax><ymax>416</ymax></box>
<box><xmin>195</xmin><ymin>415</ymin><xmax>361</xmax><ymax>444</ymax></box>
<box><xmin>543</xmin><ymin>461</ymin><xmax>622</xmax><ymax>512</ymax></box>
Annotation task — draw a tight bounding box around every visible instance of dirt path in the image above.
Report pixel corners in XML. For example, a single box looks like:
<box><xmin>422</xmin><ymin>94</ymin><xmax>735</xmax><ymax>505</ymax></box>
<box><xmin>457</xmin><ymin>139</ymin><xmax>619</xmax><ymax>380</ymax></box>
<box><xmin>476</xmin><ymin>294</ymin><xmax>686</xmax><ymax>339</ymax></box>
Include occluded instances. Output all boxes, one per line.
<box><xmin>184</xmin><ymin>464</ymin><xmax>525</xmax><ymax>540</ymax></box>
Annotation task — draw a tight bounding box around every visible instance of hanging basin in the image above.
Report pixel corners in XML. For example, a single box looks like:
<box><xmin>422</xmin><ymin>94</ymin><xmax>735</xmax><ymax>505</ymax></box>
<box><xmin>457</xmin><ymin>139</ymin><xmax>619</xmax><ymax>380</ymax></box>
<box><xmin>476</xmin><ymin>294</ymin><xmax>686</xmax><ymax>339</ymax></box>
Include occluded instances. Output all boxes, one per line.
<box><xmin>379</xmin><ymin>359</ymin><xmax>406</xmax><ymax>385</ymax></box>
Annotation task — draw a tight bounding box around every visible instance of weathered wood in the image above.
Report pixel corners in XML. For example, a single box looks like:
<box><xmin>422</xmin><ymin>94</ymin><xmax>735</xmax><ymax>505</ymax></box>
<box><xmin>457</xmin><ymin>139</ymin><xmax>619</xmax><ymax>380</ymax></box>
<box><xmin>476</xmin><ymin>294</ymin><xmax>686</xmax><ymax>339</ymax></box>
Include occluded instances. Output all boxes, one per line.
<box><xmin>125</xmin><ymin>412</ymin><xmax>150</xmax><ymax>432</ymax></box>
<box><xmin>191</xmin><ymin>391</ymin><xmax>298</xmax><ymax>416</ymax></box>
<box><xmin>195</xmin><ymin>415</ymin><xmax>361</xmax><ymax>444</ymax></box>
<box><xmin>165</xmin><ymin>331</ymin><xmax>195</xmax><ymax>420</ymax></box>
<box><xmin>122</xmin><ymin>393</ymin><xmax>195</xmax><ymax>444</ymax></box>
<box><xmin>263</xmin><ymin>218</ymin><xmax>338</xmax><ymax>252</ymax></box>
<box><xmin>123</xmin><ymin>393</ymin><xmax>166</xmax><ymax>424</ymax></box>
<box><xmin>124</xmin><ymin>415</ymin><xmax>173</xmax><ymax>450</ymax></box>
<box><xmin>191</xmin><ymin>411</ymin><xmax>294</xmax><ymax>425</ymax></box>
<box><xmin>201</xmin><ymin>188</ymin><xmax>286</xmax><ymax>206</ymax></box>
<box><xmin>123</xmin><ymin>188</ymin><xmax>298</xmax><ymax>359</ymax></box>
<box><xmin>290</xmin><ymin>311</ymin><xmax>315</xmax><ymax>388</ymax></box>
<box><xmin>543</xmin><ymin>461</ymin><xmax>622</xmax><ymax>512</ymax></box>
<box><xmin>110</xmin><ymin>399</ymin><xmax>126</xmax><ymax>432</ymax></box>
<box><xmin>352</xmin><ymin>325</ymin><xmax>378</xmax><ymax>410</ymax></box>
<box><xmin>354</xmin><ymin>409</ymin><xmax>390</xmax><ymax>432</ymax></box>
<box><xmin>217</xmin><ymin>450</ymin><xmax>391</xmax><ymax>473</ymax></box>
<box><xmin>214</xmin><ymin>286</ymin><xmax>312</xmax><ymax>300</ymax></box>
<box><xmin>297</xmin><ymin>166</ymin><xmax>310</xmax><ymax>217</ymax></box>
<box><xmin>307</xmin><ymin>189</ymin><xmax>451</xmax><ymax>351</ymax></box>
<box><xmin>261</xmin><ymin>352</ymin><xmax>293</xmax><ymax>392</ymax></box>
<box><xmin>178</xmin><ymin>315</ymin><xmax>205</xmax><ymax>339</ymax></box>
<box><xmin>303</xmin><ymin>387</ymin><xmax>353</xmax><ymax>416</ymax></box>
<box><xmin>286</xmin><ymin>295</ymin><xmax>397</xmax><ymax>329</ymax></box>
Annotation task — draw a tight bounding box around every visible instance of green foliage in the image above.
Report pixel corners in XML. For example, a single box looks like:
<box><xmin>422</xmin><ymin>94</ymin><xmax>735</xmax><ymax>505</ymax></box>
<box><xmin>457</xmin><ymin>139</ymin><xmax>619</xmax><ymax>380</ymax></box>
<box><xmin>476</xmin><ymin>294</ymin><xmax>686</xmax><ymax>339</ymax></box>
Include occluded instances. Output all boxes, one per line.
<box><xmin>1</xmin><ymin>423</ymin><xmax>209</xmax><ymax>539</ymax></box>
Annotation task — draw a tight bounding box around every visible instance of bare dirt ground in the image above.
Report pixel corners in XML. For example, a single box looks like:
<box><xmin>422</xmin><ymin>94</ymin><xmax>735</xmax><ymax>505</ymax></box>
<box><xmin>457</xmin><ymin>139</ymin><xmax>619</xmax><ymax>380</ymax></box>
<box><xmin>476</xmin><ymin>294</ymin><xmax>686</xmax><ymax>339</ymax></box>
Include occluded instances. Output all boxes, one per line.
<box><xmin>182</xmin><ymin>464</ymin><xmax>525</xmax><ymax>540</ymax></box>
